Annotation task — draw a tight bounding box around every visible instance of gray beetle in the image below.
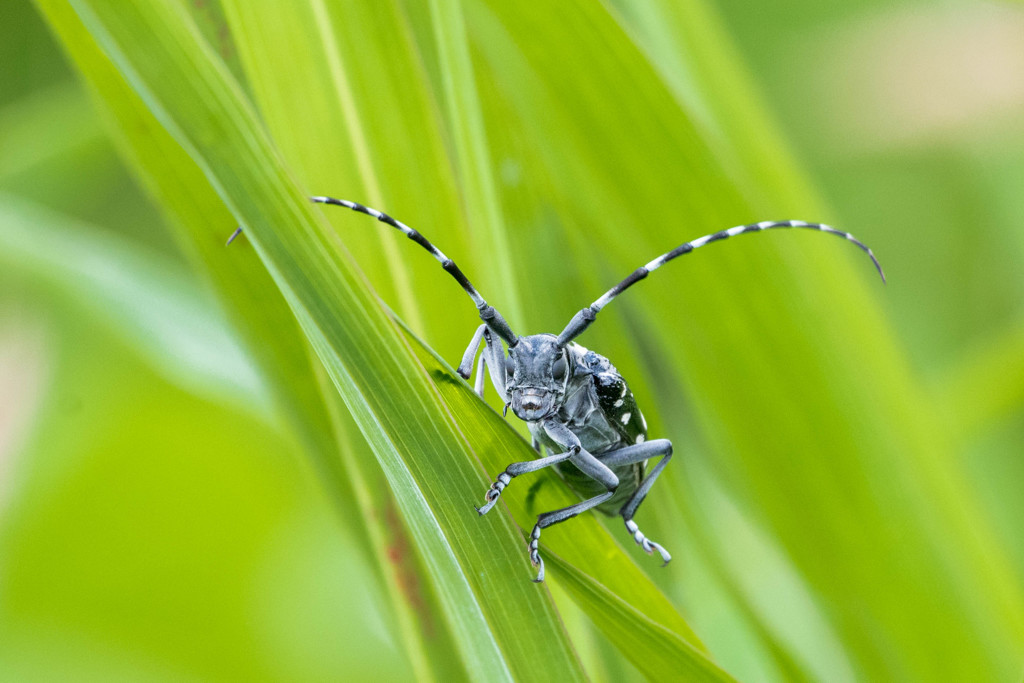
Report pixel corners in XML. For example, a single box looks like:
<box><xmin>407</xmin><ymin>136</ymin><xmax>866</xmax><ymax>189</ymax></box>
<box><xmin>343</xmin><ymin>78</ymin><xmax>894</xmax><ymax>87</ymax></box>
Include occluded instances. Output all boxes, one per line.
<box><xmin>230</xmin><ymin>197</ymin><xmax>884</xmax><ymax>581</ymax></box>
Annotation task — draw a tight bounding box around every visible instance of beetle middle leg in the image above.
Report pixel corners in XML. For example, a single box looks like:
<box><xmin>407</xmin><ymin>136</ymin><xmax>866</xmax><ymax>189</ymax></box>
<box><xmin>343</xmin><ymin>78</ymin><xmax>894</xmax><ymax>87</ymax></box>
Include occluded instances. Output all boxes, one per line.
<box><xmin>600</xmin><ymin>439</ymin><xmax>674</xmax><ymax>565</ymax></box>
<box><xmin>526</xmin><ymin>442</ymin><xmax>620</xmax><ymax>582</ymax></box>
<box><xmin>527</xmin><ymin>489</ymin><xmax>615</xmax><ymax>582</ymax></box>
<box><xmin>524</xmin><ymin>419</ymin><xmax>621</xmax><ymax>581</ymax></box>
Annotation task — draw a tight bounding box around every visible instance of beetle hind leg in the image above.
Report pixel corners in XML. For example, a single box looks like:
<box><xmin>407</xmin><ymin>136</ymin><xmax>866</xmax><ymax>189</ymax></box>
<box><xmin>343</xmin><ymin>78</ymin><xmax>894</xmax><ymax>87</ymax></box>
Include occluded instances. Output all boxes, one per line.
<box><xmin>601</xmin><ymin>439</ymin><xmax>674</xmax><ymax>566</ymax></box>
<box><xmin>624</xmin><ymin>519</ymin><xmax>672</xmax><ymax>566</ymax></box>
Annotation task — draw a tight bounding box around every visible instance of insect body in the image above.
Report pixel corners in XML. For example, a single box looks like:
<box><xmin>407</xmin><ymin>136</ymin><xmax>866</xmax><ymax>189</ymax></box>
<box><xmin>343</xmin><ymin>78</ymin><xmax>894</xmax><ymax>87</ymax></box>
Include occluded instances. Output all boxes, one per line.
<box><xmin>484</xmin><ymin>335</ymin><xmax>671</xmax><ymax>581</ymax></box>
<box><xmin>233</xmin><ymin>196</ymin><xmax>885</xmax><ymax>582</ymax></box>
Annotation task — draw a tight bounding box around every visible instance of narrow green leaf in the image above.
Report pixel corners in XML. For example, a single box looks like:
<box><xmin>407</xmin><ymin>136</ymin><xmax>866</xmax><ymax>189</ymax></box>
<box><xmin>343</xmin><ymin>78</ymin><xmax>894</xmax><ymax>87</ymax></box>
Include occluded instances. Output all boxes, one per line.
<box><xmin>460</xmin><ymin>1</ymin><xmax>1024</xmax><ymax>678</ymax></box>
<box><xmin>32</xmin><ymin>3</ymin><xmax>474</xmax><ymax>680</ymax></box>
<box><xmin>216</xmin><ymin>0</ymin><xmax>471</xmax><ymax>368</ymax></box>
<box><xmin>545</xmin><ymin>554</ymin><xmax>733</xmax><ymax>682</ymax></box>
<box><xmin>54</xmin><ymin>0</ymin><xmax>585</xmax><ymax>678</ymax></box>
<box><xmin>426</xmin><ymin>0</ymin><xmax>525</xmax><ymax>325</ymax></box>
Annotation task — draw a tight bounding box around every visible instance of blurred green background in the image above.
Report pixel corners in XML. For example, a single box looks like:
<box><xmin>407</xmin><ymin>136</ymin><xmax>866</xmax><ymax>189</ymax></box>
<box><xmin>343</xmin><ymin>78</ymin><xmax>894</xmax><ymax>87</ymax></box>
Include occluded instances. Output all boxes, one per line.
<box><xmin>1</xmin><ymin>0</ymin><xmax>1022</xmax><ymax>681</ymax></box>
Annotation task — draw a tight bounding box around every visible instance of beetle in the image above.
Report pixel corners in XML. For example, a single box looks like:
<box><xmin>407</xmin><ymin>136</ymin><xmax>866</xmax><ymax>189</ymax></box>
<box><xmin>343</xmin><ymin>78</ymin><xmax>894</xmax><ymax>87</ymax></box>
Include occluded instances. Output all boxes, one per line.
<box><xmin>229</xmin><ymin>197</ymin><xmax>885</xmax><ymax>582</ymax></box>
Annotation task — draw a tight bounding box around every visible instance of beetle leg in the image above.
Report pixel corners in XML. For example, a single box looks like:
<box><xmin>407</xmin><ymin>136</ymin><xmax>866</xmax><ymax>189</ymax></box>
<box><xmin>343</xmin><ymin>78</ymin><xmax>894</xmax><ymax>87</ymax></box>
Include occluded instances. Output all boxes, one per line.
<box><xmin>475</xmin><ymin>449</ymin><xmax>573</xmax><ymax>515</ymax></box>
<box><xmin>481</xmin><ymin>328</ymin><xmax>507</xmax><ymax>401</ymax></box>
<box><xmin>474</xmin><ymin>351</ymin><xmax>487</xmax><ymax>396</ymax></box>
<box><xmin>528</xmin><ymin>490</ymin><xmax>615</xmax><ymax>582</ymax></box>
<box><xmin>457</xmin><ymin>325</ymin><xmax>508</xmax><ymax>400</ymax></box>
<box><xmin>600</xmin><ymin>439</ymin><xmax>674</xmax><ymax>565</ymax></box>
<box><xmin>522</xmin><ymin>419</ymin><xmax>622</xmax><ymax>581</ymax></box>
<box><xmin>457</xmin><ymin>324</ymin><xmax>487</xmax><ymax>380</ymax></box>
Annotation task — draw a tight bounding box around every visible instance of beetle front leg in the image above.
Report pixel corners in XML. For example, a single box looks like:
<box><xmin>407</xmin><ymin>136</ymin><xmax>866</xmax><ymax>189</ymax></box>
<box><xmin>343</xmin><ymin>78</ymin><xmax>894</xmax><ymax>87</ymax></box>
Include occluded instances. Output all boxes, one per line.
<box><xmin>475</xmin><ymin>449</ymin><xmax>573</xmax><ymax>515</ymax></box>
<box><xmin>457</xmin><ymin>324</ymin><xmax>487</xmax><ymax>381</ymax></box>
<box><xmin>458</xmin><ymin>325</ymin><xmax>507</xmax><ymax>400</ymax></box>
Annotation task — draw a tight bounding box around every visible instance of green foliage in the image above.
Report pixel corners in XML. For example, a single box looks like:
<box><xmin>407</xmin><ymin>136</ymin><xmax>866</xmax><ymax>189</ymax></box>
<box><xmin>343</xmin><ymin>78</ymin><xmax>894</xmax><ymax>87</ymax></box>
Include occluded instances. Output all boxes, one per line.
<box><xmin>2</xmin><ymin>0</ymin><xmax>1023</xmax><ymax>680</ymax></box>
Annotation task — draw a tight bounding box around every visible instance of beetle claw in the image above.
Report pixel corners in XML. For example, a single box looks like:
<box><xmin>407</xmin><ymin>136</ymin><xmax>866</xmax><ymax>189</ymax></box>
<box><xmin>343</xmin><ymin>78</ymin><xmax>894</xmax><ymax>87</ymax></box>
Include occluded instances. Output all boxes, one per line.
<box><xmin>625</xmin><ymin>518</ymin><xmax>672</xmax><ymax>566</ymax></box>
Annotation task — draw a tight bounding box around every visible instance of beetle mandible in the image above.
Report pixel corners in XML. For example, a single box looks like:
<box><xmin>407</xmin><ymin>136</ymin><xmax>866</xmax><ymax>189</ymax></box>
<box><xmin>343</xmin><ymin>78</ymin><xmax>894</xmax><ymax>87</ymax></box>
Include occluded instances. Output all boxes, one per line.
<box><xmin>229</xmin><ymin>197</ymin><xmax>885</xmax><ymax>582</ymax></box>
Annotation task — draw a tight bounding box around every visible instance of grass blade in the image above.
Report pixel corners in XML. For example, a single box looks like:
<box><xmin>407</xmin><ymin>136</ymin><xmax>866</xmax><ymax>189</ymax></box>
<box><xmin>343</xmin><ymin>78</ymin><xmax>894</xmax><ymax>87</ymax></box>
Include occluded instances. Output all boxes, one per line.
<box><xmin>50</xmin><ymin>0</ymin><xmax>586</xmax><ymax>678</ymax></box>
<box><xmin>460</xmin><ymin>1</ymin><xmax>1024</xmax><ymax>677</ymax></box>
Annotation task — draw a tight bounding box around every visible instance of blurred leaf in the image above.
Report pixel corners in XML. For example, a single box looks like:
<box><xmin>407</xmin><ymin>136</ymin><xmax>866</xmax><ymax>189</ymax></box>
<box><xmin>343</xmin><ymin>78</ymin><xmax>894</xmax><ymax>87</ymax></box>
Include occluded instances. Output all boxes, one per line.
<box><xmin>0</xmin><ymin>305</ymin><xmax>409</xmax><ymax>682</ymax></box>
<box><xmin>0</xmin><ymin>193</ymin><xmax>266</xmax><ymax>414</ymax></box>
<box><xmin>937</xmin><ymin>321</ymin><xmax>1024</xmax><ymax>443</ymax></box>
<box><xmin>0</xmin><ymin>84</ymin><xmax>105</xmax><ymax>182</ymax></box>
<box><xmin>604</xmin><ymin>0</ymin><xmax>820</xmax><ymax>215</ymax></box>
<box><xmin>33</xmin><ymin>3</ymin><xmax>469</xmax><ymax>680</ymax></box>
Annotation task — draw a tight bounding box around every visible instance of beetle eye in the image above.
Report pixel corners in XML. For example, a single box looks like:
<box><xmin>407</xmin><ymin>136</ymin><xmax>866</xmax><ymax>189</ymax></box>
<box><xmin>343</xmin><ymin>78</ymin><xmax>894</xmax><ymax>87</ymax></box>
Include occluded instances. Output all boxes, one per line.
<box><xmin>505</xmin><ymin>356</ymin><xmax>515</xmax><ymax>378</ymax></box>
<box><xmin>552</xmin><ymin>357</ymin><xmax>566</xmax><ymax>379</ymax></box>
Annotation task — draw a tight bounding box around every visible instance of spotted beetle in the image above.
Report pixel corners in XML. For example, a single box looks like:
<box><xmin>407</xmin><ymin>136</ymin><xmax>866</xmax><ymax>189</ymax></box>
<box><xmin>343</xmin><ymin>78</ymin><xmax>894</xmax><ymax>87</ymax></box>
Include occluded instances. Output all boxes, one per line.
<box><xmin>229</xmin><ymin>197</ymin><xmax>884</xmax><ymax>582</ymax></box>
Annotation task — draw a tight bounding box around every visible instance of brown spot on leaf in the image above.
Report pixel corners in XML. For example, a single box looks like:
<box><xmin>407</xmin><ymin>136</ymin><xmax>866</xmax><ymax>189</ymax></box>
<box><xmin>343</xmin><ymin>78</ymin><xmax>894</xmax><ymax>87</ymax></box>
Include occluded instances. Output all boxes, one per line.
<box><xmin>383</xmin><ymin>498</ymin><xmax>434</xmax><ymax>637</ymax></box>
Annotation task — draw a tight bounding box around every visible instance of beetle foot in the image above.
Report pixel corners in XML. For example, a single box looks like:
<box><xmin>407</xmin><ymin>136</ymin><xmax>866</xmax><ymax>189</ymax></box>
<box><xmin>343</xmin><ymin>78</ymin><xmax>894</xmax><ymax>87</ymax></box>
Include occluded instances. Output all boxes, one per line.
<box><xmin>475</xmin><ymin>472</ymin><xmax>510</xmax><ymax>515</ymax></box>
<box><xmin>625</xmin><ymin>519</ymin><xmax>672</xmax><ymax>566</ymax></box>
<box><xmin>529</xmin><ymin>524</ymin><xmax>545</xmax><ymax>582</ymax></box>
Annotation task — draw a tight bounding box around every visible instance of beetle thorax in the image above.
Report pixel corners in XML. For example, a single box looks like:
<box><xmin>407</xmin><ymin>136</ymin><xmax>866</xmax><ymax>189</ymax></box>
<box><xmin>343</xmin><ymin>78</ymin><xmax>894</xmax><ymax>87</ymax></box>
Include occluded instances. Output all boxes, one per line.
<box><xmin>506</xmin><ymin>334</ymin><xmax>569</xmax><ymax>422</ymax></box>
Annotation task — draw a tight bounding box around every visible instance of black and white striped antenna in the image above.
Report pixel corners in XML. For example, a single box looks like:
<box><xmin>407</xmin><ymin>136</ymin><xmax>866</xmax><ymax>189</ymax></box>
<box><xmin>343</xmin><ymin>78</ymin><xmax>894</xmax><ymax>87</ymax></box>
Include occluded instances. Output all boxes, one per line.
<box><xmin>231</xmin><ymin>199</ymin><xmax>883</xmax><ymax>348</ymax></box>
<box><xmin>557</xmin><ymin>220</ymin><xmax>885</xmax><ymax>345</ymax></box>
<box><xmin>311</xmin><ymin>196</ymin><xmax>518</xmax><ymax>345</ymax></box>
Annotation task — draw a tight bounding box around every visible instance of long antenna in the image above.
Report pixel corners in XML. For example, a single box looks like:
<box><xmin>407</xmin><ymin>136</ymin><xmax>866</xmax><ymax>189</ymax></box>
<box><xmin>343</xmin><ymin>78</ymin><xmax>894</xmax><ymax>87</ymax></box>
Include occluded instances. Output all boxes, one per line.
<box><xmin>312</xmin><ymin>196</ymin><xmax>518</xmax><ymax>344</ymax></box>
<box><xmin>225</xmin><ymin>198</ymin><xmax>518</xmax><ymax>343</ymax></box>
<box><xmin>558</xmin><ymin>220</ymin><xmax>885</xmax><ymax>345</ymax></box>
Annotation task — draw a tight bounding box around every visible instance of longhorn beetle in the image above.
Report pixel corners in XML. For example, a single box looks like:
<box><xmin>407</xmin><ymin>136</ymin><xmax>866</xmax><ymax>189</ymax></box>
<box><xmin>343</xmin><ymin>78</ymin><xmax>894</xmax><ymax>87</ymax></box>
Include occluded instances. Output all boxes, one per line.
<box><xmin>229</xmin><ymin>197</ymin><xmax>885</xmax><ymax>582</ymax></box>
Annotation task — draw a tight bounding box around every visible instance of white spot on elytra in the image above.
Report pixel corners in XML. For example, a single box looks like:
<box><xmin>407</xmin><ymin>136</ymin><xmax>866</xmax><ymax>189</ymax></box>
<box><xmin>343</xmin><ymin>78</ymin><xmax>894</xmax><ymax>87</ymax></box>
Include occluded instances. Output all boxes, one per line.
<box><xmin>620</xmin><ymin>412</ymin><xmax>631</xmax><ymax>424</ymax></box>
<box><xmin>635</xmin><ymin>435</ymin><xmax>645</xmax><ymax>444</ymax></box>
<box><xmin>614</xmin><ymin>399</ymin><xmax>623</xmax><ymax>407</ymax></box>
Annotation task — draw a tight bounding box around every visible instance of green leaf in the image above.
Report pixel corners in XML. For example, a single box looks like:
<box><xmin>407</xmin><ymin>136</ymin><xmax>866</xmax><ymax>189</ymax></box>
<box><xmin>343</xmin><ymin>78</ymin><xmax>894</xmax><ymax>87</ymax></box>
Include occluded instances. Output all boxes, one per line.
<box><xmin>0</xmin><ymin>276</ymin><xmax>411</xmax><ymax>681</ymax></box>
<box><xmin>937</xmin><ymin>321</ymin><xmax>1024</xmax><ymax>443</ymax></box>
<box><xmin>32</xmin><ymin>5</ymin><xmax>466</xmax><ymax>680</ymax></box>
<box><xmin>0</xmin><ymin>193</ymin><xmax>264</xmax><ymax>413</ymax></box>
<box><xmin>460</xmin><ymin>1</ymin><xmax>1024</xmax><ymax>679</ymax></box>
<box><xmin>426</xmin><ymin>0</ymin><xmax>525</xmax><ymax>325</ymax></box>
<box><xmin>35</xmin><ymin>0</ymin><xmax>1024</xmax><ymax>678</ymax></box>
<box><xmin>44</xmin><ymin>0</ymin><xmax>593</xmax><ymax>679</ymax></box>
<box><xmin>545</xmin><ymin>555</ymin><xmax>731</xmax><ymax>682</ymax></box>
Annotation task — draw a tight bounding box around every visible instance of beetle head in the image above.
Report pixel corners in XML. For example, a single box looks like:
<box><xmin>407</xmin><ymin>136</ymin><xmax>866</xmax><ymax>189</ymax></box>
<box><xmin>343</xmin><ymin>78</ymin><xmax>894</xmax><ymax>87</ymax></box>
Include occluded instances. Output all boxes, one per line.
<box><xmin>505</xmin><ymin>334</ymin><xmax>569</xmax><ymax>421</ymax></box>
